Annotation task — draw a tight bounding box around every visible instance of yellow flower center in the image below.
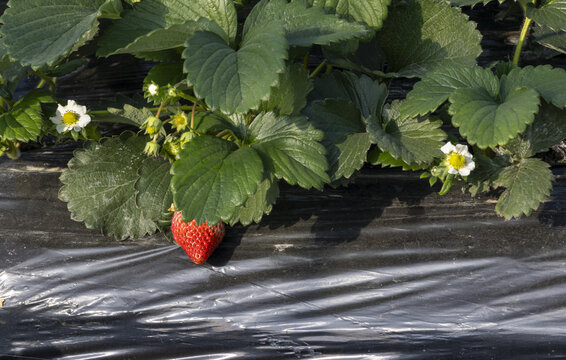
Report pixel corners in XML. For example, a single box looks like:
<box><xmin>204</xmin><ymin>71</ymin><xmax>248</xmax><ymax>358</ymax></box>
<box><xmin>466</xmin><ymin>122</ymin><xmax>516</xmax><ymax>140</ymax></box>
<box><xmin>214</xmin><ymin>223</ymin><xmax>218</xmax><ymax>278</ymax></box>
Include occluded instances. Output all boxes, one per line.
<box><xmin>448</xmin><ymin>152</ymin><xmax>466</xmax><ymax>170</ymax></box>
<box><xmin>172</xmin><ymin>113</ymin><xmax>188</xmax><ymax>129</ymax></box>
<box><xmin>62</xmin><ymin>111</ymin><xmax>79</xmax><ymax>126</ymax></box>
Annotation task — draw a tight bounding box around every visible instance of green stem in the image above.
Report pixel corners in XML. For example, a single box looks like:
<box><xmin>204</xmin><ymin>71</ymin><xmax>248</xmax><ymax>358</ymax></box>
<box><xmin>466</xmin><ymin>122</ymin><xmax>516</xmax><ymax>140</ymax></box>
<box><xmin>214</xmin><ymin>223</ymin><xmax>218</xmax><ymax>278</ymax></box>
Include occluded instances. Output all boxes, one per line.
<box><xmin>309</xmin><ymin>60</ymin><xmax>327</xmax><ymax>79</ymax></box>
<box><xmin>178</xmin><ymin>93</ymin><xmax>201</xmax><ymax>104</ymax></box>
<box><xmin>89</xmin><ymin>105</ymin><xmax>197</xmax><ymax>117</ymax></box>
<box><xmin>512</xmin><ymin>16</ymin><xmax>533</xmax><ymax>66</ymax></box>
<box><xmin>34</xmin><ymin>72</ymin><xmax>56</xmax><ymax>92</ymax></box>
<box><xmin>303</xmin><ymin>51</ymin><xmax>310</xmax><ymax>70</ymax></box>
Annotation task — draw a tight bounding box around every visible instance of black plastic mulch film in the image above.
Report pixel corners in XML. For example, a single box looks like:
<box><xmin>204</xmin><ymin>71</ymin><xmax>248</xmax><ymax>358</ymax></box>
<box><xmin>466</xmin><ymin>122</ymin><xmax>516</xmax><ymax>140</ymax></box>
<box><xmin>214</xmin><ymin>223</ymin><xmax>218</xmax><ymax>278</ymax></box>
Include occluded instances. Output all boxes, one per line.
<box><xmin>3</xmin><ymin>5</ymin><xmax>566</xmax><ymax>360</ymax></box>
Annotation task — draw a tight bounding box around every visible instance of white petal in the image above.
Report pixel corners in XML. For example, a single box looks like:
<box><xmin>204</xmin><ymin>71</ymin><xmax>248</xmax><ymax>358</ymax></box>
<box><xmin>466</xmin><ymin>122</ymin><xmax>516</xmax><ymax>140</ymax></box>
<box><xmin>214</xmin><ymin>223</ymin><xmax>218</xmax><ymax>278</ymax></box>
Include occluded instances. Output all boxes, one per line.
<box><xmin>66</xmin><ymin>100</ymin><xmax>78</xmax><ymax>107</ymax></box>
<box><xmin>447</xmin><ymin>167</ymin><xmax>458</xmax><ymax>175</ymax></box>
<box><xmin>77</xmin><ymin>114</ymin><xmax>91</xmax><ymax>127</ymax></box>
<box><xmin>454</xmin><ymin>144</ymin><xmax>469</xmax><ymax>154</ymax></box>
<box><xmin>459</xmin><ymin>168</ymin><xmax>471</xmax><ymax>176</ymax></box>
<box><xmin>56</xmin><ymin>124</ymin><xmax>67</xmax><ymax>133</ymax></box>
<box><xmin>73</xmin><ymin>125</ymin><xmax>82</xmax><ymax>132</ymax></box>
<box><xmin>466</xmin><ymin>160</ymin><xmax>476</xmax><ymax>171</ymax></box>
<box><xmin>50</xmin><ymin>114</ymin><xmax>62</xmax><ymax>125</ymax></box>
<box><xmin>440</xmin><ymin>142</ymin><xmax>455</xmax><ymax>154</ymax></box>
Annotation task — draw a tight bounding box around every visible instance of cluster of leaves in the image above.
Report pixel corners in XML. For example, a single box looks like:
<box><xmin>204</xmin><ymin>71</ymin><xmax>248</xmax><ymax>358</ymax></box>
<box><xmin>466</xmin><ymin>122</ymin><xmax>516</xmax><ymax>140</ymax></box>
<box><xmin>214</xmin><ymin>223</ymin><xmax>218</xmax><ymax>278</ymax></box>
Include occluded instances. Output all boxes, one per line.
<box><xmin>1</xmin><ymin>0</ymin><xmax>565</xmax><ymax>240</ymax></box>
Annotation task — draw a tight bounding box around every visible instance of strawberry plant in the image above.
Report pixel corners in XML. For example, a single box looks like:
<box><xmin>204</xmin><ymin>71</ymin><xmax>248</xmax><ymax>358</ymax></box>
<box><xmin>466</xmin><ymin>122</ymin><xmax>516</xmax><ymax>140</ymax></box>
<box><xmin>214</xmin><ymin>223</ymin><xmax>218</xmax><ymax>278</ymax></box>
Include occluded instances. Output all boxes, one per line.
<box><xmin>1</xmin><ymin>0</ymin><xmax>566</xmax><ymax>257</ymax></box>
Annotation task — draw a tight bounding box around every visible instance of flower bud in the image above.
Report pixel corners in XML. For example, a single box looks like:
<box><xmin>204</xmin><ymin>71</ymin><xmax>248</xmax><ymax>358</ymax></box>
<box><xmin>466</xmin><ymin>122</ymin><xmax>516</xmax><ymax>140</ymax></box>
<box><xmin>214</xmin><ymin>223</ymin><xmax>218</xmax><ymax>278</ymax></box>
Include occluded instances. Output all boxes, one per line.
<box><xmin>179</xmin><ymin>131</ymin><xmax>196</xmax><ymax>145</ymax></box>
<box><xmin>144</xmin><ymin>140</ymin><xmax>160</xmax><ymax>156</ymax></box>
<box><xmin>143</xmin><ymin>116</ymin><xmax>162</xmax><ymax>135</ymax></box>
<box><xmin>171</xmin><ymin>112</ymin><xmax>188</xmax><ymax>132</ymax></box>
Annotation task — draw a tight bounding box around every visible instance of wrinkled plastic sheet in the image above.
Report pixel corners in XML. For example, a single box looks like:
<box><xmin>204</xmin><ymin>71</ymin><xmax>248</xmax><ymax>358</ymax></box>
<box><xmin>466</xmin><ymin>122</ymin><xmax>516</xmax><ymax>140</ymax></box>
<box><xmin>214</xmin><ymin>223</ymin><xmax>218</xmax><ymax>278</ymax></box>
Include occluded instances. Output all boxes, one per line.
<box><xmin>2</xmin><ymin>146</ymin><xmax>566</xmax><ymax>359</ymax></box>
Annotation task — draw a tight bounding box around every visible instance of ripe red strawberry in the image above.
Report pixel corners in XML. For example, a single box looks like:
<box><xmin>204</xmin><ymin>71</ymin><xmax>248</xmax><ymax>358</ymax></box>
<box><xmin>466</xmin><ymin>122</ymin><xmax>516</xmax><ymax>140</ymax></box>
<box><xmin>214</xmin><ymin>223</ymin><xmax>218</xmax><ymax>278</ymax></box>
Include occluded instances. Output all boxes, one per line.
<box><xmin>171</xmin><ymin>211</ymin><xmax>225</xmax><ymax>264</ymax></box>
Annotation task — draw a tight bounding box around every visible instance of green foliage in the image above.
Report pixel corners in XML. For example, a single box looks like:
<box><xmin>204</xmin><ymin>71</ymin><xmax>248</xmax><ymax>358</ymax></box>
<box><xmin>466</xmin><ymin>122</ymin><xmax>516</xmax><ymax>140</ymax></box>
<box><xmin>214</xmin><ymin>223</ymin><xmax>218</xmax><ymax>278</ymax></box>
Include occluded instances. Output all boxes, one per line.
<box><xmin>228</xmin><ymin>175</ymin><xmax>280</xmax><ymax>226</ymax></box>
<box><xmin>502</xmin><ymin>65</ymin><xmax>566</xmax><ymax>108</ymax></box>
<box><xmin>104</xmin><ymin>105</ymin><xmax>155</xmax><ymax>127</ymax></box>
<box><xmin>171</xmin><ymin>135</ymin><xmax>264</xmax><ymax>225</ymax></box>
<box><xmin>526</xmin><ymin>0</ymin><xmax>566</xmax><ymax>32</ymax></box>
<box><xmin>375</xmin><ymin>0</ymin><xmax>482</xmax><ymax>77</ymax></box>
<box><xmin>367</xmin><ymin>101</ymin><xmax>446</xmax><ymax>164</ymax></box>
<box><xmin>304</xmin><ymin>99</ymin><xmax>371</xmax><ymax>181</ymax></box>
<box><xmin>505</xmin><ymin>102</ymin><xmax>566</xmax><ymax>158</ymax></box>
<box><xmin>0</xmin><ymin>0</ymin><xmax>118</xmax><ymax>68</ymax></box>
<box><xmin>307</xmin><ymin>0</ymin><xmax>391</xmax><ymax>30</ymax></box>
<box><xmin>59</xmin><ymin>134</ymin><xmax>163</xmax><ymax>240</ymax></box>
<box><xmin>6</xmin><ymin>0</ymin><xmax>566</xmax><ymax>236</ymax></box>
<box><xmin>107</xmin><ymin>20</ymin><xmax>222</xmax><ymax>56</ymax></box>
<box><xmin>97</xmin><ymin>0</ymin><xmax>238</xmax><ymax>56</ymax></box>
<box><xmin>249</xmin><ymin>112</ymin><xmax>329</xmax><ymax>190</ymax></box>
<box><xmin>401</xmin><ymin>66</ymin><xmax>499</xmax><ymax>118</ymax></box>
<box><xmin>246</xmin><ymin>0</ymin><xmax>369</xmax><ymax>47</ymax></box>
<box><xmin>262</xmin><ymin>63</ymin><xmax>313</xmax><ymax>116</ymax></box>
<box><xmin>449</xmin><ymin>86</ymin><xmax>540</xmax><ymax>148</ymax></box>
<box><xmin>143</xmin><ymin>63</ymin><xmax>184</xmax><ymax>105</ymax></box>
<box><xmin>368</xmin><ymin>149</ymin><xmax>425</xmax><ymax>170</ymax></box>
<box><xmin>183</xmin><ymin>21</ymin><xmax>288</xmax><ymax>114</ymax></box>
<box><xmin>534</xmin><ymin>25</ymin><xmax>566</xmax><ymax>54</ymax></box>
<box><xmin>0</xmin><ymin>90</ymin><xmax>55</xmax><ymax>141</ymax></box>
<box><xmin>494</xmin><ymin>158</ymin><xmax>554</xmax><ymax>219</ymax></box>
<box><xmin>135</xmin><ymin>156</ymin><xmax>173</xmax><ymax>222</ymax></box>
<box><xmin>310</xmin><ymin>71</ymin><xmax>388</xmax><ymax>118</ymax></box>
<box><xmin>466</xmin><ymin>153</ymin><xmax>510</xmax><ymax>196</ymax></box>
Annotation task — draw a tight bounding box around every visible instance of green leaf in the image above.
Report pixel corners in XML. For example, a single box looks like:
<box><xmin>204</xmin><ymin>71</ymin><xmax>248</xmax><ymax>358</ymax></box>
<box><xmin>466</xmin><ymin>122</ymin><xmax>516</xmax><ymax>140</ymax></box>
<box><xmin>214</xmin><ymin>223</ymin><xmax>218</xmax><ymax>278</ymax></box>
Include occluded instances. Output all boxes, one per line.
<box><xmin>400</xmin><ymin>66</ymin><xmax>499</xmax><ymax>119</ymax></box>
<box><xmin>449</xmin><ymin>86</ymin><xmax>540</xmax><ymax>148</ymax></box>
<box><xmin>44</xmin><ymin>59</ymin><xmax>88</xmax><ymax>78</ymax></box>
<box><xmin>534</xmin><ymin>25</ymin><xmax>566</xmax><ymax>54</ymax></box>
<box><xmin>109</xmin><ymin>19</ymin><xmax>227</xmax><ymax>56</ymax></box>
<box><xmin>104</xmin><ymin>104</ymin><xmax>154</xmax><ymax>127</ymax></box>
<box><xmin>228</xmin><ymin>175</ymin><xmax>280</xmax><ymax>226</ymax></box>
<box><xmin>245</xmin><ymin>0</ymin><xmax>369</xmax><ymax>47</ymax></box>
<box><xmin>0</xmin><ymin>90</ymin><xmax>55</xmax><ymax>141</ymax></box>
<box><xmin>58</xmin><ymin>134</ymin><xmax>158</xmax><ymax>240</ymax></box>
<box><xmin>368</xmin><ymin>149</ymin><xmax>425</xmax><ymax>170</ymax></box>
<box><xmin>375</xmin><ymin>0</ymin><xmax>482</xmax><ymax>77</ymax></box>
<box><xmin>466</xmin><ymin>153</ymin><xmax>510</xmax><ymax>196</ymax></box>
<box><xmin>526</xmin><ymin>0</ymin><xmax>566</xmax><ymax>32</ymax></box>
<box><xmin>183</xmin><ymin>21</ymin><xmax>288</xmax><ymax>114</ymax></box>
<box><xmin>505</xmin><ymin>102</ymin><xmax>566</xmax><ymax>158</ymax></box>
<box><xmin>249</xmin><ymin>112</ymin><xmax>329</xmax><ymax>189</ymax></box>
<box><xmin>143</xmin><ymin>63</ymin><xmax>184</xmax><ymax>105</ymax></box>
<box><xmin>0</xmin><ymin>0</ymin><xmax>114</xmax><ymax>68</ymax></box>
<box><xmin>171</xmin><ymin>135</ymin><xmax>264</xmax><ymax>225</ymax></box>
<box><xmin>98</xmin><ymin>0</ymin><xmax>122</xmax><ymax>19</ymax></box>
<box><xmin>501</xmin><ymin>65</ymin><xmax>566</xmax><ymax>109</ymax></box>
<box><xmin>494</xmin><ymin>158</ymin><xmax>554</xmax><ymax>219</ymax></box>
<box><xmin>135</xmin><ymin>156</ymin><xmax>173</xmax><ymax>222</ymax></box>
<box><xmin>304</xmin><ymin>99</ymin><xmax>371</xmax><ymax>181</ymax></box>
<box><xmin>367</xmin><ymin>101</ymin><xmax>446</xmax><ymax>164</ymax></box>
<box><xmin>97</xmin><ymin>0</ymin><xmax>237</xmax><ymax>56</ymax></box>
<box><xmin>262</xmin><ymin>63</ymin><xmax>313</xmax><ymax>116</ymax></box>
<box><xmin>310</xmin><ymin>71</ymin><xmax>388</xmax><ymax>118</ymax></box>
<box><xmin>307</xmin><ymin>0</ymin><xmax>391</xmax><ymax>30</ymax></box>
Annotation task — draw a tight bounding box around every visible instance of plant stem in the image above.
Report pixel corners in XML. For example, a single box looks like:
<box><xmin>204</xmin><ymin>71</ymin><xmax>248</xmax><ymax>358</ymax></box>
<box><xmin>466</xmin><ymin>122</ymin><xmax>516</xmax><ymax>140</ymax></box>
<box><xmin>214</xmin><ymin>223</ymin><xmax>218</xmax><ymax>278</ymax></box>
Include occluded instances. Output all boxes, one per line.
<box><xmin>309</xmin><ymin>60</ymin><xmax>327</xmax><ymax>78</ymax></box>
<box><xmin>89</xmin><ymin>105</ymin><xmax>196</xmax><ymax>117</ymax></box>
<box><xmin>513</xmin><ymin>16</ymin><xmax>533</xmax><ymax>66</ymax></box>
<box><xmin>190</xmin><ymin>102</ymin><xmax>196</xmax><ymax>130</ymax></box>
<box><xmin>303</xmin><ymin>51</ymin><xmax>310</xmax><ymax>70</ymax></box>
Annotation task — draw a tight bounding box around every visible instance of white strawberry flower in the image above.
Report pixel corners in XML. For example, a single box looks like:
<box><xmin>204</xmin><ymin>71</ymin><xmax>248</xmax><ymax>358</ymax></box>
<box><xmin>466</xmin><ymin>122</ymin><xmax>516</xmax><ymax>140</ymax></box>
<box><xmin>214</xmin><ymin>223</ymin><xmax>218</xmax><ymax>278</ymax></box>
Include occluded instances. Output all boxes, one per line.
<box><xmin>148</xmin><ymin>83</ymin><xmax>159</xmax><ymax>96</ymax></box>
<box><xmin>50</xmin><ymin>100</ymin><xmax>91</xmax><ymax>133</ymax></box>
<box><xmin>441</xmin><ymin>141</ymin><xmax>475</xmax><ymax>176</ymax></box>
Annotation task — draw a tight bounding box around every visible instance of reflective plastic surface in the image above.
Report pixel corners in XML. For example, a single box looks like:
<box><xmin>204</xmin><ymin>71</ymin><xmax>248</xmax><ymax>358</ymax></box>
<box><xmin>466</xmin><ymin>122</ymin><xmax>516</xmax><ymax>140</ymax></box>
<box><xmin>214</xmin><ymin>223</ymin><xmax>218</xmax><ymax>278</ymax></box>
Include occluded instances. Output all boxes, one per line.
<box><xmin>2</xmin><ymin>147</ymin><xmax>566</xmax><ymax>359</ymax></box>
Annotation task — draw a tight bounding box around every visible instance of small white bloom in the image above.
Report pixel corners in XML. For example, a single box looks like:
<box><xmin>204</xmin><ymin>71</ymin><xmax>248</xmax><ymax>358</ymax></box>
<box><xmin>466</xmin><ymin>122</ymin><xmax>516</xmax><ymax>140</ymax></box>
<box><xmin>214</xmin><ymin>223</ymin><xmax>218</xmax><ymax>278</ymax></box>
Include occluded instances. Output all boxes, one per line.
<box><xmin>148</xmin><ymin>83</ymin><xmax>159</xmax><ymax>96</ymax></box>
<box><xmin>441</xmin><ymin>141</ymin><xmax>475</xmax><ymax>176</ymax></box>
<box><xmin>50</xmin><ymin>100</ymin><xmax>91</xmax><ymax>134</ymax></box>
